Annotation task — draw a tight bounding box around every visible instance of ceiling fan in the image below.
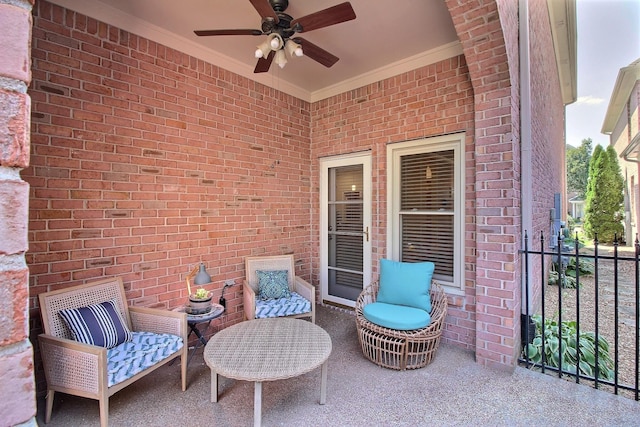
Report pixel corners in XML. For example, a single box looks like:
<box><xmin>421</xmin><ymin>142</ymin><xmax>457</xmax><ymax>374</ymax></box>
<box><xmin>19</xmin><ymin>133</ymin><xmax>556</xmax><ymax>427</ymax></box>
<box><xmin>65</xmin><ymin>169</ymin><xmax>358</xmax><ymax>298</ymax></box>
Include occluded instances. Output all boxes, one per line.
<box><xmin>194</xmin><ymin>0</ymin><xmax>356</xmax><ymax>73</ymax></box>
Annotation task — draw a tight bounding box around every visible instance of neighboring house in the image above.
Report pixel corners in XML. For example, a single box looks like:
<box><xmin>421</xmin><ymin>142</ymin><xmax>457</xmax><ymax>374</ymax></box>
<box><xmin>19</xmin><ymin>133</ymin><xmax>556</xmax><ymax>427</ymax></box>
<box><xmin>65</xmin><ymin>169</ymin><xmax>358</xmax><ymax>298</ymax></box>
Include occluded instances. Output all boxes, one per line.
<box><xmin>602</xmin><ymin>58</ymin><xmax>640</xmax><ymax>246</ymax></box>
<box><xmin>0</xmin><ymin>0</ymin><xmax>576</xmax><ymax>420</ymax></box>
<box><xmin>568</xmin><ymin>192</ymin><xmax>585</xmax><ymax>220</ymax></box>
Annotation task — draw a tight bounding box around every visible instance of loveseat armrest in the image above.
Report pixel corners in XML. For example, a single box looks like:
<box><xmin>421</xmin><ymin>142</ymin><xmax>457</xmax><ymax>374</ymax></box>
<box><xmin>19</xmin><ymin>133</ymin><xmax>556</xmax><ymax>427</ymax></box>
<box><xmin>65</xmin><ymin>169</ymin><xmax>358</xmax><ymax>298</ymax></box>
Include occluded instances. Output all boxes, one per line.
<box><xmin>38</xmin><ymin>333</ymin><xmax>107</xmax><ymax>397</ymax></box>
<box><xmin>129</xmin><ymin>306</ymin><xmax>187</xmax><ymax>339</ymax></box>
<box><xmin>293</xmin><ymin>276</ymin><xmax>315</xmax><ymax>323</ymax></box>
<box><xmin>129</xmin><ymin>307</ymin><xmax>189</xmax><ymax>391</ymax></box>
<box><xmin>292</xmin><ymin>276</ymin><xmax>315</xmax><ymax>306</ymax></box>
<box><xmin>243</xmin><ymin>280</ymin><xmax>257</xmax><ymax>320</ymax></box>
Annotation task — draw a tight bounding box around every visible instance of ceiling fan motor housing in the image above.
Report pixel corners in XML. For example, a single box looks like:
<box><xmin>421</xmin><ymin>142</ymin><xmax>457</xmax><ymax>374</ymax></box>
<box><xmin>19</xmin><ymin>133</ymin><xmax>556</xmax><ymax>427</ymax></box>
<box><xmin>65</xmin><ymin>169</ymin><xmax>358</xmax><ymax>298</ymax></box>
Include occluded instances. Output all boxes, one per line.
<box><xmin>269</xmin><ymin>0</ymin><xmax>289</xmax><ymax>13</ymax></box>
<box><xmin>262</xmin><ymin>15</ymin><xmax>296</xmax><ymax>39</ymax></box>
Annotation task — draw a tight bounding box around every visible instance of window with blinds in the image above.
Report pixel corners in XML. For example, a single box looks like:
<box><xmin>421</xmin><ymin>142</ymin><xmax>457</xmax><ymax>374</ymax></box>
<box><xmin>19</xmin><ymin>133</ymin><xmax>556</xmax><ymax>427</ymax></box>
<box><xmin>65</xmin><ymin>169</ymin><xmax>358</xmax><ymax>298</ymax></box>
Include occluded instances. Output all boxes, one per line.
<box><xmin>400</xmin><ymin>151</ymin><xmax>454</xmax><ymax>280</ymax></box>
<box><xmin>387</xmin><ymin>134</ymin><xmax>464</xmax><ymax>290</ymax></box>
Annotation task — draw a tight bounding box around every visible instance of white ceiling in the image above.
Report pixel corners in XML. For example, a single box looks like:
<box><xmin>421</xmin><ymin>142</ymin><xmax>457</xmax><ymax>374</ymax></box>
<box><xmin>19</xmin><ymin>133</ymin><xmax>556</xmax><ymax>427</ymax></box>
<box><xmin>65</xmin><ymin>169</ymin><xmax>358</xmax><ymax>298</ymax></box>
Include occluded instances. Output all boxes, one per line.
<box><xmin>47</xmin><ymin>0</ymin><xmax>462</xmax><ymax>102</ymax></box>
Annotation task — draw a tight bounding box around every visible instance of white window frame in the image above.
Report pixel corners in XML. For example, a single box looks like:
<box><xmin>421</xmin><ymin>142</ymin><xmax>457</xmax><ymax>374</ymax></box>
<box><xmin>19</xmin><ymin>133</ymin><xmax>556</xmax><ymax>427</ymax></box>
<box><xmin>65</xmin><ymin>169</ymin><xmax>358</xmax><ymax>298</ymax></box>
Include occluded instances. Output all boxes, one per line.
<box><xmin>386</xmin><ymin>133</ymin><xmax>465</xmax><ymax>294</ymax></box>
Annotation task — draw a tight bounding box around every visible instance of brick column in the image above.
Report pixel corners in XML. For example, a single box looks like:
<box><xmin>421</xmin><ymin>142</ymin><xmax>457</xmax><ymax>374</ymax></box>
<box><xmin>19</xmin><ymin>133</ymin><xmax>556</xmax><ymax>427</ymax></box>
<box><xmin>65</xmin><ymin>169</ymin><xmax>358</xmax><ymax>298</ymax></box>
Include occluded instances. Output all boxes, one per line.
<box><xmin>446</xmin><ymin>0</ymin><xmax>522</xmax><ymax>369</ymax></box>
<box><xmin>0</xmin><ymin>0</ymin><xmax>37</xmax><ymax>425</ymax></box>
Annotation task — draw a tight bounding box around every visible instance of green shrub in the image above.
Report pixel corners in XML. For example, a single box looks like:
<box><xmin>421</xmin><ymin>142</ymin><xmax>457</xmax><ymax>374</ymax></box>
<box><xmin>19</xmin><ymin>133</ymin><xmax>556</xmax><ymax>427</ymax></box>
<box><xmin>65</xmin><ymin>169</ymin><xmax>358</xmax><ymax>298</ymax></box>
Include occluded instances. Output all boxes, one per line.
<box><xmin>524</xmin><ymin>315</ymin><xmax>614</xmax><ymax>381</ymax></box>
<box><xmin>548</xmin><ymin>269</ymin><xmax>577</xmax><ymax>288</ymax></box>
<box><xmin>583</xmin><ymin>145</ymin><xmax>624</xmax><ymax>243</ymax></box>
<box><xmin>563</xmin><ymin>231</ymin><xmax>587</xmax><ymax>249</ymax></box>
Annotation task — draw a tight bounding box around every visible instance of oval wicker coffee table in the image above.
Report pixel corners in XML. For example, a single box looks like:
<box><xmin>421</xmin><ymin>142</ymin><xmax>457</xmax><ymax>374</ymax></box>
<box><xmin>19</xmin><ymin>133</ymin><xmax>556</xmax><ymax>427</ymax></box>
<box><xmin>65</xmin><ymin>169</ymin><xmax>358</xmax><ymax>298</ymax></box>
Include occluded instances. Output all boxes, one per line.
<box><xmin>204</xmin><ymin>318</ymin><xmax>332</xmax><ymax>427</ymax></box>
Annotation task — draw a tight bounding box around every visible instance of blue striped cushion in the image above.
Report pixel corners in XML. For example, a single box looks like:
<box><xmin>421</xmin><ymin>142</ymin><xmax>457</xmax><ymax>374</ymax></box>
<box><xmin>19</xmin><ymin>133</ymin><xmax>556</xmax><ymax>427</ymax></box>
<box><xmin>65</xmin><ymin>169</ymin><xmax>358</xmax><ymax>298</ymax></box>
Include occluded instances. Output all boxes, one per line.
<box><xmin>59</xmin><ymin>300</ymin><xmax>133</xmax><ymax>349</ymax></box>
<box><xmin>107</xmin><ymin>332</ymin><xmax>183</xmax><ymax>387</ymax></box>
<box><xmin>255</xmin><ymin>292</ymin><xmax>311</xmax><ymax>319</ymax></box>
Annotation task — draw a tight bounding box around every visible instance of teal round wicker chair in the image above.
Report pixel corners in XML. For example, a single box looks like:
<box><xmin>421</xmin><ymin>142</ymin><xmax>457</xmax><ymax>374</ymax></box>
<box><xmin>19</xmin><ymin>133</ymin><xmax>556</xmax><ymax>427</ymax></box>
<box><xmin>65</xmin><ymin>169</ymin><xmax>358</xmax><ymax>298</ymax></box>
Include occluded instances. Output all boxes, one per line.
<box><xmin>355</xmin><ymin>280</ymin><xmax>447</xmax><ymax>370</ymax></box>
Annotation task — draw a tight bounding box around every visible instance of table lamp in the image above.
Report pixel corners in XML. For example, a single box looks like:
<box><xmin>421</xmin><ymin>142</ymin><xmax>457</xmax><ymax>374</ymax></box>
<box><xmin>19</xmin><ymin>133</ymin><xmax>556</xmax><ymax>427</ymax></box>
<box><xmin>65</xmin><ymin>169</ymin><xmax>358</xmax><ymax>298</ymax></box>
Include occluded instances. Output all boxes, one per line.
<box><xmin>186</xmin><ymin>262</ymin><xmax>211</xmax><ymax>296</ymax></box>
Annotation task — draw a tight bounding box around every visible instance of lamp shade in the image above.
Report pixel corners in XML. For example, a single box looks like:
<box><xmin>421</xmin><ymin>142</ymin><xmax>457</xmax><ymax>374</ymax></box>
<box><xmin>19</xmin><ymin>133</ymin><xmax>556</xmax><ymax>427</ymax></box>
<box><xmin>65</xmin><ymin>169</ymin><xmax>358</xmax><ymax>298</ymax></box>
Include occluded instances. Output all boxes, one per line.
<box><xmin>255</xmin><ymin>39</ymin><xmax>271</xmax><ymax>58</ymax></box>
<box><xmin>285</xmin><ymin>39</ymin><xmax>303</xmax><ymax>57</ymax></box>
<box><xmin>193</xmin><ymin>262</ymin><xmax>211</xmax><ymax>285</ymax></box>
<box><xmin>274</xmin><ymin>49</ymin><xmax>287</xmax><ymax>68</ymax></box>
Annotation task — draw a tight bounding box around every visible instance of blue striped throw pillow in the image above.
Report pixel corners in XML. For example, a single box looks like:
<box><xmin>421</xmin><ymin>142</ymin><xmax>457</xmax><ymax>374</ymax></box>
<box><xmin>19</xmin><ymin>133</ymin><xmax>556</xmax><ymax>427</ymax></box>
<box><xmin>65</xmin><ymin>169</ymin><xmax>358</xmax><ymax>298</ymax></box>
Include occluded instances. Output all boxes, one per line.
<box><xmin>59</xmin><ymin>299</ymin><xmax>133</xmax><ymax>348</ymax></box>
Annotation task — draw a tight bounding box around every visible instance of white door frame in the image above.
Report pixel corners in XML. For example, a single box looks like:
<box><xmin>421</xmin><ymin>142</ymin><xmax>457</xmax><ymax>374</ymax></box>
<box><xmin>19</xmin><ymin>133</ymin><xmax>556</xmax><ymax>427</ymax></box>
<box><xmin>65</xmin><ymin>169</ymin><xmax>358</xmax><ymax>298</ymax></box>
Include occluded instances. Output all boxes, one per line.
<box><xmin>320</xmin><ymin>152</ymin><xmax>372</xmax><ymax>307</ymax></box>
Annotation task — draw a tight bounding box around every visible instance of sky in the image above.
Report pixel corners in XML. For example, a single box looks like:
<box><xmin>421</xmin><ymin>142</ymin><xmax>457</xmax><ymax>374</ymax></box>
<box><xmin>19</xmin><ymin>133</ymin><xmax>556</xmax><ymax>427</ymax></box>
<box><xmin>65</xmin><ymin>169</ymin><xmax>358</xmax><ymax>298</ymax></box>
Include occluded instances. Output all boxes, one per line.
<box><xmin>565</xmin><ymin>0</ymin><xmax>640</xmax><ymax>149</ymax></box>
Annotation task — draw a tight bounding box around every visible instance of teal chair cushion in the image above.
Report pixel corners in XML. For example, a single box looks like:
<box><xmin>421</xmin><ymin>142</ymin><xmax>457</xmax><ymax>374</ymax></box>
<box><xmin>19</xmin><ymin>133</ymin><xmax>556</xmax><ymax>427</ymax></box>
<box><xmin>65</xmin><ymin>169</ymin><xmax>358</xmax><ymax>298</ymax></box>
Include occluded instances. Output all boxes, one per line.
<box><xmin>377</xmin><ymin>259</ymin><xmax>435</xmax><ymax>313</ymax></box>
<box><xmin>363</xmin><ymin>302</ymin><xmax>431</xmax><ymax>330</ymax></box>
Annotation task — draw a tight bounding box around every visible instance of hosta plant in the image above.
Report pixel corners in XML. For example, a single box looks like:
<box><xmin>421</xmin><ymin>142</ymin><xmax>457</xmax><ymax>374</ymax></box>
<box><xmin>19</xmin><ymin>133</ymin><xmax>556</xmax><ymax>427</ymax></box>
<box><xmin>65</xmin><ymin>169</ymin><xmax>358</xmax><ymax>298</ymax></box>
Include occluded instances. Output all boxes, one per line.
<box><xmin>548</xmin><ymin>257</ymin><xmax>593</xmax><ymax>289</ymax></box>
<box><xmin>565</xmin><ymin>257</ymin><xmax>595</xmax><ymax>278</ymax></box>
<box><xmin>524</xmin><ymin>315</ymin><xmax>614</xmax><ymax>381</ymax></box>
<box><xmin>548</xmin><ymin>269</ymin><xmax>577</xmax><ymax>289</ymax></box>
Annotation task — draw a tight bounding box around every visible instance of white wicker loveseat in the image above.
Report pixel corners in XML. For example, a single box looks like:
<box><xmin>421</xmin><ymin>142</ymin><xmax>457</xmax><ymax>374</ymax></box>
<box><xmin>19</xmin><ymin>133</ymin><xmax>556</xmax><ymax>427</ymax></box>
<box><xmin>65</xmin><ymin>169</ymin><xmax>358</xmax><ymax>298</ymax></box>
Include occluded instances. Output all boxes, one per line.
<box><xmin>38</xmin><ymin>277</ymin><xmax>188</xmax><ymax>427</ymax></box>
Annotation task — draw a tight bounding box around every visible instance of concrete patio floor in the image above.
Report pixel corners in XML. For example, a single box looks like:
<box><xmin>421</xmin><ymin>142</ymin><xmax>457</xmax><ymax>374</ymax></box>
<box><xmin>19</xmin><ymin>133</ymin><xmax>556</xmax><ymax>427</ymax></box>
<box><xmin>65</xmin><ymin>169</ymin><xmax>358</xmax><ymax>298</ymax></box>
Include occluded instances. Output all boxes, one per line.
<box><xmin>36</xmin><ymin>305</ymin><xmax>640</xmax><ymax>426</ymax></box>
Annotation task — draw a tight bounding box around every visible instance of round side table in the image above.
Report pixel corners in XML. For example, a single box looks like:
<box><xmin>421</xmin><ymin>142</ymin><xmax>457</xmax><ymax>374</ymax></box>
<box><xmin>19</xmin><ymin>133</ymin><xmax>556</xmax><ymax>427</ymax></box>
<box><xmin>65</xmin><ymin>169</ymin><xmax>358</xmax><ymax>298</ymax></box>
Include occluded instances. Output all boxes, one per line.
<box><xmin>174</xmin><ymin>303</ymin><xmax>225</xmax><ymax>365</ymax></box>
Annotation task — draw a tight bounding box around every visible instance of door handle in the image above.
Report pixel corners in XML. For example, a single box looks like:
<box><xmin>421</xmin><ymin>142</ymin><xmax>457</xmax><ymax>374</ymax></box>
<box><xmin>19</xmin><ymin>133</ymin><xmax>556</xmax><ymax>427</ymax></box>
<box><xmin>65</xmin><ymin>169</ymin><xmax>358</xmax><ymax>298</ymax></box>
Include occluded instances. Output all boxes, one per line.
<box><xmin>363</xmin><ymin>226</ymin><xmax>369</xmax><ymax>242</ymax></box>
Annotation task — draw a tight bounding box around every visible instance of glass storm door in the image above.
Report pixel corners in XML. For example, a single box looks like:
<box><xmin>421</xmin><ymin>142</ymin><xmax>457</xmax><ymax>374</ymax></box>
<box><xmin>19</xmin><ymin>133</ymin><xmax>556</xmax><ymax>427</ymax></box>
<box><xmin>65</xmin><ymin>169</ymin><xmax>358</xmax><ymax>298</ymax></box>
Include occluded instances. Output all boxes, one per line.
<box><xmin>320</xmin><ymin>153</ymin><xmax>371</xmax><ymax>307</ymax></box>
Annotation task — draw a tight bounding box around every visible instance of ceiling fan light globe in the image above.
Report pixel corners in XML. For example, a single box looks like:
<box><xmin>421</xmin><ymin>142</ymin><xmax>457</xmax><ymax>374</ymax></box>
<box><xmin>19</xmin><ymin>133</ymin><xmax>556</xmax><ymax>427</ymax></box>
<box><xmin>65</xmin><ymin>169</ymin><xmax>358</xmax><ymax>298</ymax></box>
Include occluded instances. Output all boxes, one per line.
<box><xmin>285</xmin><ymin>39</ymin><xmax>303</xmax><ymax>58</ymax></box>
<box><xmin>268</xmin><ymin>33</ymin><xmax>284</xmax><ymax>50</ymax></box>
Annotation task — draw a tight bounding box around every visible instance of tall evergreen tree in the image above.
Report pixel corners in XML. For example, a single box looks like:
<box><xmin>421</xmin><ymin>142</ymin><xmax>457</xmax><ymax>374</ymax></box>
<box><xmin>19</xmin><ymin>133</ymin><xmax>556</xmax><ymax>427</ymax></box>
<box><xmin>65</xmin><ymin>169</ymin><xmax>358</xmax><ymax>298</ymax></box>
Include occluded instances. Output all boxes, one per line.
<box><xmin>583</xmin><ymin>145</ymin><xmax>624</xmax><ymax>243</ymax></box>
<box><xmin>566</xmin><ymin>138</ymin><xmax>592</xmax><ymax>197</ymax></box>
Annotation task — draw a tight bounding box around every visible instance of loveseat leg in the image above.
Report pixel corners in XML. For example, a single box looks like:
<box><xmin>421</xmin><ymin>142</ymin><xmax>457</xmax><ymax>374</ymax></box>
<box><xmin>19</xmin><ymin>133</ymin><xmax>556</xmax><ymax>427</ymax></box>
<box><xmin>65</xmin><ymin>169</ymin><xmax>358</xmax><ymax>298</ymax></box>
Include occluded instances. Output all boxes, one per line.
<box><xmin>99</xmin><ymin>397</ymin><xmax>108</xmax><ymax>427</ymax></box>
<box><xmin>181</xmin><ymin>350</ymin><xmax>188</xmax><ymax>391</ymax></box>
<box><xmin>45</xmin><ymin>390</ymin><xmax>54</xmax><ymax>423</ymax></box>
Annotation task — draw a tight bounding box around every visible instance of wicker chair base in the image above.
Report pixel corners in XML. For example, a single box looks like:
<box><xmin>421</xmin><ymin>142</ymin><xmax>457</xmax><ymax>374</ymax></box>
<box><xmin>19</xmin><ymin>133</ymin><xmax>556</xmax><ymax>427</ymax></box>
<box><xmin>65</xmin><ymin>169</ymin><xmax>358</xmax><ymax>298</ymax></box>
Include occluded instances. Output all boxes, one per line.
<box><xmin>355</xmin><ymin>281</ymin><xmax>447</xmax><ymax>370</ymax></box>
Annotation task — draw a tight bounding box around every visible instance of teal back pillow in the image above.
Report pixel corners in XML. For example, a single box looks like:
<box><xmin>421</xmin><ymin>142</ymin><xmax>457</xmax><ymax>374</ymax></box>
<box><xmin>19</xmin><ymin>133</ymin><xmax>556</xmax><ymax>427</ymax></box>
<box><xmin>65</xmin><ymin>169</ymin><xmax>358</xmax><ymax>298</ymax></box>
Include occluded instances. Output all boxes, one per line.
<box><xmin>377</xmin><ymin>259</ymin><xmax>435</xmax><ymax>313</ymax></box>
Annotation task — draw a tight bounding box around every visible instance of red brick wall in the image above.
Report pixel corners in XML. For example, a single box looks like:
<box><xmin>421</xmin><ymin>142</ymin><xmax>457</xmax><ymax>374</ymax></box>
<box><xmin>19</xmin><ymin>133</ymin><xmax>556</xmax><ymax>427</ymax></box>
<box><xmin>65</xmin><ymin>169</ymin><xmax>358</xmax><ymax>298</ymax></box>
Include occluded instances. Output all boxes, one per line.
<box><xmin>27</xmin><ymin>1</ymin><xmax>311</xmax><ymax>324</ymax></box>
<box><xmin>0</xmin><ymin>0</ymin><xmax>37</xmax><ymax>424</ymax></box>
<box><xmin>528</xmin><ymin>0</ymin><xmax>566</xmax><ymax>309</ymax></box>
<box><xmin>25</xmin><ymin>0</ymin><xmax>570</xmax><ymax>385</ymax></box>
<box><xmin>310</xmin><ymin>58</ymin><xmax>477</xmax><ymax>350</ymax></box>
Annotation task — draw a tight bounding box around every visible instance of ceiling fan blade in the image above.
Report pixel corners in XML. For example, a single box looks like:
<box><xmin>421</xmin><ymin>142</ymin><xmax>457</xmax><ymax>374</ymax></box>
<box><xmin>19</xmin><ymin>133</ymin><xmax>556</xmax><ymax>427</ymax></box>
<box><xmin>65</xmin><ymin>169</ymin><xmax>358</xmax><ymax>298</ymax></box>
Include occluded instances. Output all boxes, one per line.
<box><xmin>194</xmin><ymin>29</ymin><xmax>263</xmax><ymax>36</ymax></box>
<box><xmin>290</xmin><ymin>2</ymin><xmax>356</xmax><ymax>33</ymax></box>
<box><xmin>249</xmin><ymin>0</ymin><xmax>279</xmax><ymax>24</ymax></box>
<box><xmin>294</xmin><ymin>37</ymin><xmax>339</xmax><ymax>68</ymax></box>
<box><xmin>254</xmin><ymin>50</ymin><xmax>275</xmax><ymax>73</ymax></box>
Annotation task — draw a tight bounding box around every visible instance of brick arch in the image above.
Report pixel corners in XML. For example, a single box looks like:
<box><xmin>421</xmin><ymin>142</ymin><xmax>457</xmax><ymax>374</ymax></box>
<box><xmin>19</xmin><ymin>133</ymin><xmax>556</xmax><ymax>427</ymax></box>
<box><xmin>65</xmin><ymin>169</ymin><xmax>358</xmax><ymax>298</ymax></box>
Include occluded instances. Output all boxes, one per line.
<box><xmin>445</xmin><ymin>0</ymin><xmax>522</xmax><ymax>369</ymax></box>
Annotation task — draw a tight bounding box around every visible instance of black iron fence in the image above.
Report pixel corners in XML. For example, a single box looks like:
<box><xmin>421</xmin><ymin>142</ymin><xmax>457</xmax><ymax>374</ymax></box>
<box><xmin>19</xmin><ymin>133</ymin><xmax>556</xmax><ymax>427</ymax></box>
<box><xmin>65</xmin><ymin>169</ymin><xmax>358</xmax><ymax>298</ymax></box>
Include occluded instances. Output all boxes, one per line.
<box><xmin>519</xmin><ymin>231</ymin><xmax>640</xmax><ymax>400</ymax></box>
